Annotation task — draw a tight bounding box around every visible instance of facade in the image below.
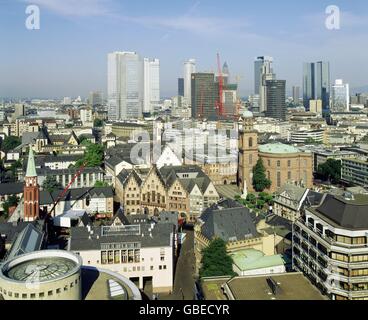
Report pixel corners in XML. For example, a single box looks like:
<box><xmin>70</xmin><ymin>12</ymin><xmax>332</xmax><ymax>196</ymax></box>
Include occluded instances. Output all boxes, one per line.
<box><xmin>184</xmin><ymin>59</ymin><xmax>196</xmax><ymax>105</ymax></box>
<box><xmin>143</xmin><ymin>58</ymin><xmax>160</xmax><ymax>114</ymax></box>
<box><xmin>265</xmin><ymin>80</ymin><xmax>286</xmax><ymax>120</ymax></box>
<box><xmin>69</xmin><ymin>223</ymin><xmax>175</xmax><ymax>293</ymax></box>
<box><xmin>289</xmin><ymin>129</ymin><xmax>325</xmax><ymax>144</ymax></box>
<box><xmin>191</xmin><ymin>73</ymin><xmax>219</xmax><ymax>120</ymax></box>
<box><xmin>331</xmin><ymin>79</ymin><xmax>350</xmax><ymax>113</ymax></box>
<box><xmin>89</xmin><ymin>91</ymin><xmax>103</xmax><ymax>107</ymax></box>
<box><xmin>107</xmin><ymin>51</ymin><xmax>143</xmax><ymax>120</ymax></box>
<box><xmin>292</xmin><ymin>86</ymin><xmax>300</xmax><ymax>104</ymax></box>
<box><xmin>341</xmin><ymin>158</ymin><xmax>368</xmax><ymax>187</ymax></box>
<box><xmin>293</xmin><ymin>193</ymin><xmax>368</xmax><ymax>300</ymax></box>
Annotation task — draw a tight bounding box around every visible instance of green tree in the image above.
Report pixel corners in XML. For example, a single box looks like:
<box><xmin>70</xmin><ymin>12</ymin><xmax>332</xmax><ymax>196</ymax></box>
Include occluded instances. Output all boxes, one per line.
<box><xmin>2</xmin><ymin>195</ymin><xmax>19</xmax><ymax>215</ymax></box>
<box><xmin>94</xmin><ymin>118</ymin><xmax>104</xmax><ymax>127</ymax></box>
<box><xmin>42</xmin><ymin>176</ymin><xmax>63</xmax><ymax>193</ymax></box>
<box><xmin>317</xmin><ymin>159</ymin><xmax>341</xmax><ymax>184</ymax></box>
<box><xmin>94</xmin><ymin>180</ymin><xmax>109</xmax><ymax>187</ymax></box>
<box><xmin>9</xmin><ymin>160</ymin><xmax>22</xmax><ymax>176</ymax></box>
<box><xmin>199</xmin><ymin>238</ymin><xmax>236</xmax><ymax>278</ymax></box>
<box><xmin>258</xmin><ymin>192</ymin><xmax>274</xmax><ymax>205</ymax></box>
<box><xmin>1</xmin><ymin>136</ymin><xmax>21</xmax><ymax>153</ymax></box>
<box><xmin>75</xmin><ymin>141</ymin><xmax>104</xmax><ymax>168</ymax></box>
<box><xmin>252</xmin><ymin>159</ymin><xmax>271</xmax><ymax>192</ymax></box>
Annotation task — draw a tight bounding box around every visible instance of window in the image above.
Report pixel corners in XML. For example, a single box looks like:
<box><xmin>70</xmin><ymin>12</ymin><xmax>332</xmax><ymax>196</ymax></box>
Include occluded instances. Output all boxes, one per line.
<box><xmin>150</xmin><ymin>266</ymin><xmax>154</xmax><ymax>270</ymax></box>
<box><xmin>22</xmin><ymin>294</ymin><xmax>27</xmax><ymax>299</ymax></box>
<box><xmin>277</xmin><ymin>160</ymin><xmax>281</xmax><ymax>167</ymax></box>
<box><xmin>288</xmin><ymin>171</ymin><xmax>291</xmax><ymax>180</ymax></box>
<box><xmin>56</xmin><ymin>289</ymin><xmax>61</xmax><ymax>294</ymax></box>
<box><xmin>101</xmin><ymin>251</ymin><xmax>108</xmax><ymax>265</ymax></box>
<box><xmin>134</xmin><ymin>249</ymin><xmax>140</xmax><ymax>263</ymax></box>
<box><xmin>159</xmin><ymin>265</ymin><xmax>162</xmax><ymax>270</ymax></box>
<box><xmin>249</xmin><ymin>137</ymin><xmax>253</xmax><ymax>147</ymax></box>
<box><xmin>15</xmin><ymin>293</ymin><xmax>19</xmax><ymax>298</ymax></box>
<box><xmin>121</xmin><ymin>250</ymin><xmax>128</xmax><ymax>263</ymax></box>
<box><xmin>48</xmin><ymin>291</ymin><xmax>53</xmax><ymax>296</ymax></box>
<box><xmin>277</xmin><ymin>171</ymin><xmax>281</xmax><ymax>188</ymax></box>
<box><xmin>163</xmin><ymin>265</ymin><xmax>167</xmax><ymax>270</ymax></box>
<box><xmin>108</xmin><ymin>250</ymin><xmax>114</xmax><ymax>264</ymax></box>
<box><xmin>114</xmin><ymin>250</ymin><xmax>120</xmax><ymax>264</ymax></box>
<box><xmin>64</xmin><ymin>286</ymin><xmax>68</xmax><ymax>292</ymax></box>
<box><xmin>288</xmin><ymin>160</ymin><xmax>291</xmax><ymax>167</ymax></box>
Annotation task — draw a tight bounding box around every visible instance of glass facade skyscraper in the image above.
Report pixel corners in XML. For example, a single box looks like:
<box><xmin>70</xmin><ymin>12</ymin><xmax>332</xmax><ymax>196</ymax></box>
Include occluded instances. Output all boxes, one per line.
<box><xmin>303</xmin><ymin>61</ymin><xmax>330</xmax><ymax>111</ymax></box>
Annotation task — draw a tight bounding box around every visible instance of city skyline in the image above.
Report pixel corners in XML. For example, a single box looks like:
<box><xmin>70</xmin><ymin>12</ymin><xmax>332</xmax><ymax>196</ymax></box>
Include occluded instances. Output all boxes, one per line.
<box><xmin>1</xmin><ymin>0</ymin><xmax>368</xmax><ymax>98</ymax></box>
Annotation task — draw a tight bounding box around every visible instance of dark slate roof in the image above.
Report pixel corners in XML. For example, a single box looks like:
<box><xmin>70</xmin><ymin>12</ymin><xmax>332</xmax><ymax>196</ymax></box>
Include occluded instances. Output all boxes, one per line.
<box><xmin>200</xmin><ymin>199</ymin><xmax>259</xmax><ymax>242</ymax></box>
<box><xmin>0</xmin><ymin>182</ymin><xmax>23</xmax><ymax>196</ymax></box>
<box><xmin>0</xmin><ymin>222</ymin><xmax>31</xmax><ymax>245</ymax></box>
<box><xmin>116</xmin><ymin>170</ymin><xmax>142</xmax><ymax>188</ymax></box>
<box><xmin>312</xmin><ymin>194</ymin><xmax>368</xmax><ymax>230</ymax></box>
<box><xmin>265</xmin><ymin>214</ymin><xmax>293</xmax><ymax>231</ymax></box>
<box><xmin>37</xmin><ymin>166</ymin><xmax>104</xmax><ymax>176</ymax></box>
<box><xmin>305</xmin><ymin>190</ymin><xmax>324</xmax><ymax>207</ymax></box>
<box><xmin>40</xmin><ymin>187</ymin><xmax>114</xmax><ymax>205</ymax></box>
<box><xmin>69</xmin><ymin>222</ymin><xmax>174</xmax><ymax>251</ymax></box>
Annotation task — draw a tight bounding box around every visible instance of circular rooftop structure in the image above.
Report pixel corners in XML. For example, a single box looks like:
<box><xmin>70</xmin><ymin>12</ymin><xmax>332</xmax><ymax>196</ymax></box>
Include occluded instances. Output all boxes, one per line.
<box><xmin>259</xmin><ymin>143</ymin><xmax>300</xmax><ymax>154</ymax></box>
<box><xmin>0</xmin><ymin>250</ymin><xmax>82</xmax><ymax>300</ymax></box>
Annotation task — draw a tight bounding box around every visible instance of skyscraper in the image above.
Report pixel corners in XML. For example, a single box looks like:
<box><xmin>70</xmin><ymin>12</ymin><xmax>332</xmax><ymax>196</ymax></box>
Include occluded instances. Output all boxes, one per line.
<box><xmin>191</xmin><ymin>73</ymin><xmax>219</xmax><ymax>120</ymax></box>
<box><xmin>292</xmin><ymin>86</ymin><xmax>300</xmax><ymax>104</ymax></box>
<box><xmin>254</xmin><ymin>56</ymin><xmax>275</xmax><ymax>113</ymax></box>
<box><xmin>184</xmin><ymin>59</ymin><xmax>196</xmax><ymax>105</ymax></box>
<box><xmin>143</xmin><ymin>58</ymin><xmax>160</xmax><ymax>114</ymax></box>
<box><xmin>178</xmin><ymin>78</ymin><xmax>184</xmax><ymax>97</ymax></box>
<box><xmin>303</xmin><ymin>61</ymin><xmax>330</xmax><ymax>110</ymax></box>
<box><xmin>89</xmin><ymin>91</ymin><xmax>103</xmax><ymax>107</ymax></box>
<box><xmin>331</xmin><ymin>79</ymin><xmax>350</xmax><ymax>112</ymax></box>
<box><xmin>265</xmin><ymin>80</ymin><xmax>286</xmax><ymax>120</ymax></box>
<box><xmin>107</xmin><ymin>51</ymin><xmax>143</xmax><ymax>121</ymax></box>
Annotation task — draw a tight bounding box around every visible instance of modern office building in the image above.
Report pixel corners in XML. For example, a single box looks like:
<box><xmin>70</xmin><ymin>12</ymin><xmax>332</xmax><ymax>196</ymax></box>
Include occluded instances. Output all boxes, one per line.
<box><xmin>289</xmin><ymin>129</ymin><xmax>325</xmax><ymax>144</ymax></box>
<box><xmin>184</xmin><ymin>59</ymin><xmax>196</xmax><ymax>105</ymax></box>
<box><xmin>143</xmin><ymin>58</ymin><xmax>160</xmax><ymax>114</ymax></box>
<box><xmin>265</xmin><ymin>80</ymin><xmax>286</xmax><ymax>120</ymax></box>
<box><xmin>191</xmin><ymin>73</ymin><xmax>219</xmax><ymax>120</ymax></box>
<box><xmin>254</xmin><ymin>56</ymin><xmax>275</xmax><ymax>113</ymax></box>
<box><xmin>331</xmin><ymin>79</ymin><xmax>350</xmax><ymax>113</ymax></box>
<box><xmin>178</xmin><ymin>78</ymin><xmax>184</xmax><ymax>97</ymax></box>
<box><xmin>303</xmin><ymin>61</ymin><xmax>330</xmax><ymax>110</ymax></box>
<box><xmin>89</xmin><ymin>91</ymin><xmax>103</xmax><ymax>107</ymax></box>
<box><xmin>341</xmin><ymin>158</ymin><xmax>368</xmax><ymax>187</ymax></box>
<box><xmin>293</xmin><ymin>193</ymin><xmax>368</xmax><ymax>300</ymax></box>
<box><xmin>292</xmin><ymin>86</ymin><xmax>300</xmax><ymax>104</ymax></box>
<box><xmin>107</xmin><ymin>51</ymin><xmax>144</xmax><ymax>121</ymax></box>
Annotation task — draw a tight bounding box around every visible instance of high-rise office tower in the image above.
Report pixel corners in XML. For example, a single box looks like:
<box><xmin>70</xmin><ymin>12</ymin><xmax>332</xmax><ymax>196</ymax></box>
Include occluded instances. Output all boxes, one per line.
<box><xmin>184</xmin><ymin>59</ymin><xmax>196</xmax><ymax>105</ymax></box>
<box><xmin>178</xmin><ymin>78</ymin><xmax>184</xmax><ymax>97</ymax></box>
<box><xmin>254</xmin><ymin>56</ymin><xmax>276</xmax><ymax>113</ymax></box>
<box><xmin>107</xmin><ymin>51</ymin><xmax>143</xmax><ymax>121</ymax></box>
<box><xmin>303</xmin><ymin>61</ymin><xmax>330</xmax><ymax>110</ymax></box>
<box><xmin>191</xmin><ymin>73</ymin><xmax>219</xmax><ymax>120</ymax></box>
<box><xmin>89</xmin><ymin>91</ymin><xmax>103</xmax><ymax>107</ymax></box>
<box><xmin>222</xmin><ymin>62</ymin><xmax>230</xmax><ymax>86</ymax></box>
<box><xmin>265</xmin><ymin>80</ymin><xmax>286</xmax><ymax>120</ymax></box>
<box><xmin>292</xmin><ymin>86</ymin><xmax>300</xmax><ymax>104</ymax></box>
<box><xmin>331</xmin><ymin>79</ymin><xmax>350</xmax><ymax>112</ymax></box>
<box><xmin>143</xmin><ymin>58</ymin><xmax>160</xmax><ymax>114</ymax></box>
<box><xmin>13</xmin><ymin>103</ymin><xmax>25</xmax><ymax>119</ymax></box>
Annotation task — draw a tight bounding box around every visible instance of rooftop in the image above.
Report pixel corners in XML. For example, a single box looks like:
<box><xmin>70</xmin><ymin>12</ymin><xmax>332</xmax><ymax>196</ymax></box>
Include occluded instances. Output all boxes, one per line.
<box><xmin>259</xmin><ymin>143</ymin><xmax>300</xmax><ymax>154</ymax></box>
<box><xmin>201</xmin><ymin>273</ymin><xmax>326</xmax><ymax>300</ymax></box>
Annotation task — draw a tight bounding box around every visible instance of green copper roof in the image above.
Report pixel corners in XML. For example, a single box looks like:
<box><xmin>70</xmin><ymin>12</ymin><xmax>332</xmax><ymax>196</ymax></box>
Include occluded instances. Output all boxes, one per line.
<box><xmin>231</xmin><ymin>249</ymin><xmax>288</xmax><ymax>271</ymax></box>
<box><xmin>26</xmin><ymin>147</ymin><xmax>37</xmax><ymax>177</ymax></box>
<box><xmin>259</xmin><ymin>143</ymin><xmax>300</xmax><ymax>154</ymax></box>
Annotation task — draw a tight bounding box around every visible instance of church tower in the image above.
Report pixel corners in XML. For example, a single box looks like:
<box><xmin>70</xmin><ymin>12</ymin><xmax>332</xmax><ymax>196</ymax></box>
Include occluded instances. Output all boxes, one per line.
<box><xmin>24</xmin><ymin>147</ymin><xmax>39</xmax><ymax>221</ymax></box>
<box><xmin>238</xmin><ymin>111</ymin><xmax>259</xmax><ymax>194</ymax></box>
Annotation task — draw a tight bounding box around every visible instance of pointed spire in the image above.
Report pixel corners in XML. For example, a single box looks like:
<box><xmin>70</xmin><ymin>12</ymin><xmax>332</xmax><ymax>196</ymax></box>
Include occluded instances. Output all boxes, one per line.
<box><xmin>26</xmin><ymin>147</ymin><xmax>37</xmax><ymax>177</ymax></box>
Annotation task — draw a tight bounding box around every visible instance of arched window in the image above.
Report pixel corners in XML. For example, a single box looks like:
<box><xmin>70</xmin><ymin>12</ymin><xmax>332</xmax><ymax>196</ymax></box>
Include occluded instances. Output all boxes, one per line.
<box><xmin>249</xmin><ymin>137</ymin><xmax>253</xmax><ymax>147</ymax></box>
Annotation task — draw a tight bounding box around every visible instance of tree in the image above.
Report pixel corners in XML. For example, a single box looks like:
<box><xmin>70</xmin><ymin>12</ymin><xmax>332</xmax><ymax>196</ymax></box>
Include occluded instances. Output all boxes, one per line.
<box><xmin>2</xmin><ymin>195</ymin><xmax>19</xmax><ymax>215</ymax></box>
<box><xmin>94</xmin><ymin>180</ymin><xmax>109</xmax><ymax>187</ymax></box>
<box><xmin>252</xmin><ymin>159</ymin><xmax>271</xmax><ymax>192</ymax></box>
<box><xmin>1</xmin><ymin>136</ymin><xmax>21</xmax><ymax>153</ymax></box>
<box><xmin>94</xmin><ymin>118</ymin><xmax>104</xmax><ymax>127</ymax></box>
<box><xmin>42</xmin><ymin>176</ymin><xmax>63</xmax><ymax>193</ymax></box>
<box><xmin>317</xmin><ymin>159</ymin><xmax>341</xmax><ymax>184</ymax></box>
<box><xmin>75</xmin><ymin>141</ymin><xmax>104</xmax><ymax>168</ymax></box>
<box><xmin>199</xmin><ymin>238</ymin><xmax>236</xmax><ymax>278</ymax></box>
<box><xmin>9</xmin><ymin>160</ymin><xmax>22</xmax><ymax>176</ymax></box>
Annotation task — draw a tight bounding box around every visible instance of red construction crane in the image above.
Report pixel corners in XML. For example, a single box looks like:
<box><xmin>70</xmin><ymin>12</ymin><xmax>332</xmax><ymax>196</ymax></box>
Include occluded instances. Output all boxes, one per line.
<box><xmin>49</xmin><ymin>162</ymin><xmax>87</xmax><ymax>217</ymax></box>
<box><xmin>216</xmin><ymin>53</ymin><xmax>224</xmax><ymax>118</ymax></box>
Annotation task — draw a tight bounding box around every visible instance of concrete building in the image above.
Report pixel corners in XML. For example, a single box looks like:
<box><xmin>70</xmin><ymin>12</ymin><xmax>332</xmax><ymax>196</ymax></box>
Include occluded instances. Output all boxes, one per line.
<box><xmin>331</xmin><ymin>79</ymin><xmax>350</xmax><ymax>112</ymax></box>
<box><xmin>289</xmin><ymin>129</ymin><xmax>325</xmax><ymax>144</ymax></box>
<box><xmin>293</xmin><ymin>193</ymin><xmax>368</xmax><ymax>300</ymax></box>
<box><xmin>254</xmin><ymin>56</ymin><xmax>275</xmax><ymax>113</ymax></box>
<box><xmin>184</xmin><ymin>59</ymin><xmax>196</xmax><ymax>105</ymax></box>
<box><xmin>69</xmin><ymin>223</ymin><xmax>175</xmax><ymax>293</ymax></box>
<box><xmin>292</xmin><ymin>86</ymin><xmax>300</xmax><ymax>104</ymax></box>
<box><xmin>341</xmin><ymin>158</ymin><xmax>368</xmax><ymax>187</ymax></box>
<box><xmin>143</xmin><ymin>58</ymin><xmax>160</xmax><ymax>114</ymax></box>
<box><xmin>107</xmin><ymin>51</ymin><xmax>143</xmax><ymax>120</ymax></box>
<box><xmin>178</xmin><ymin>78</ymin><xmax>184</xmax><ymax>97</ymax></box>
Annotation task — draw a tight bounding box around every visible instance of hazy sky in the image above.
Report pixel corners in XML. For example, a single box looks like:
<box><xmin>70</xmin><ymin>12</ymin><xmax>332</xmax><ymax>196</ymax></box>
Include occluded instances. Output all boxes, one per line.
<box><xmin>0</xmin><ymin>0</ymin><xmax>368</xmax><ymax>99</ymax></box>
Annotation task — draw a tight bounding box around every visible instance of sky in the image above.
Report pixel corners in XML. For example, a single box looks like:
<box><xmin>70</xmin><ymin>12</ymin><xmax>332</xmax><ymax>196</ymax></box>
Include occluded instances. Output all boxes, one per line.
<box><xmin>0</xmin><ymin>0</ymin><xmax>368</xmax><ymax>99</ymax></box>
